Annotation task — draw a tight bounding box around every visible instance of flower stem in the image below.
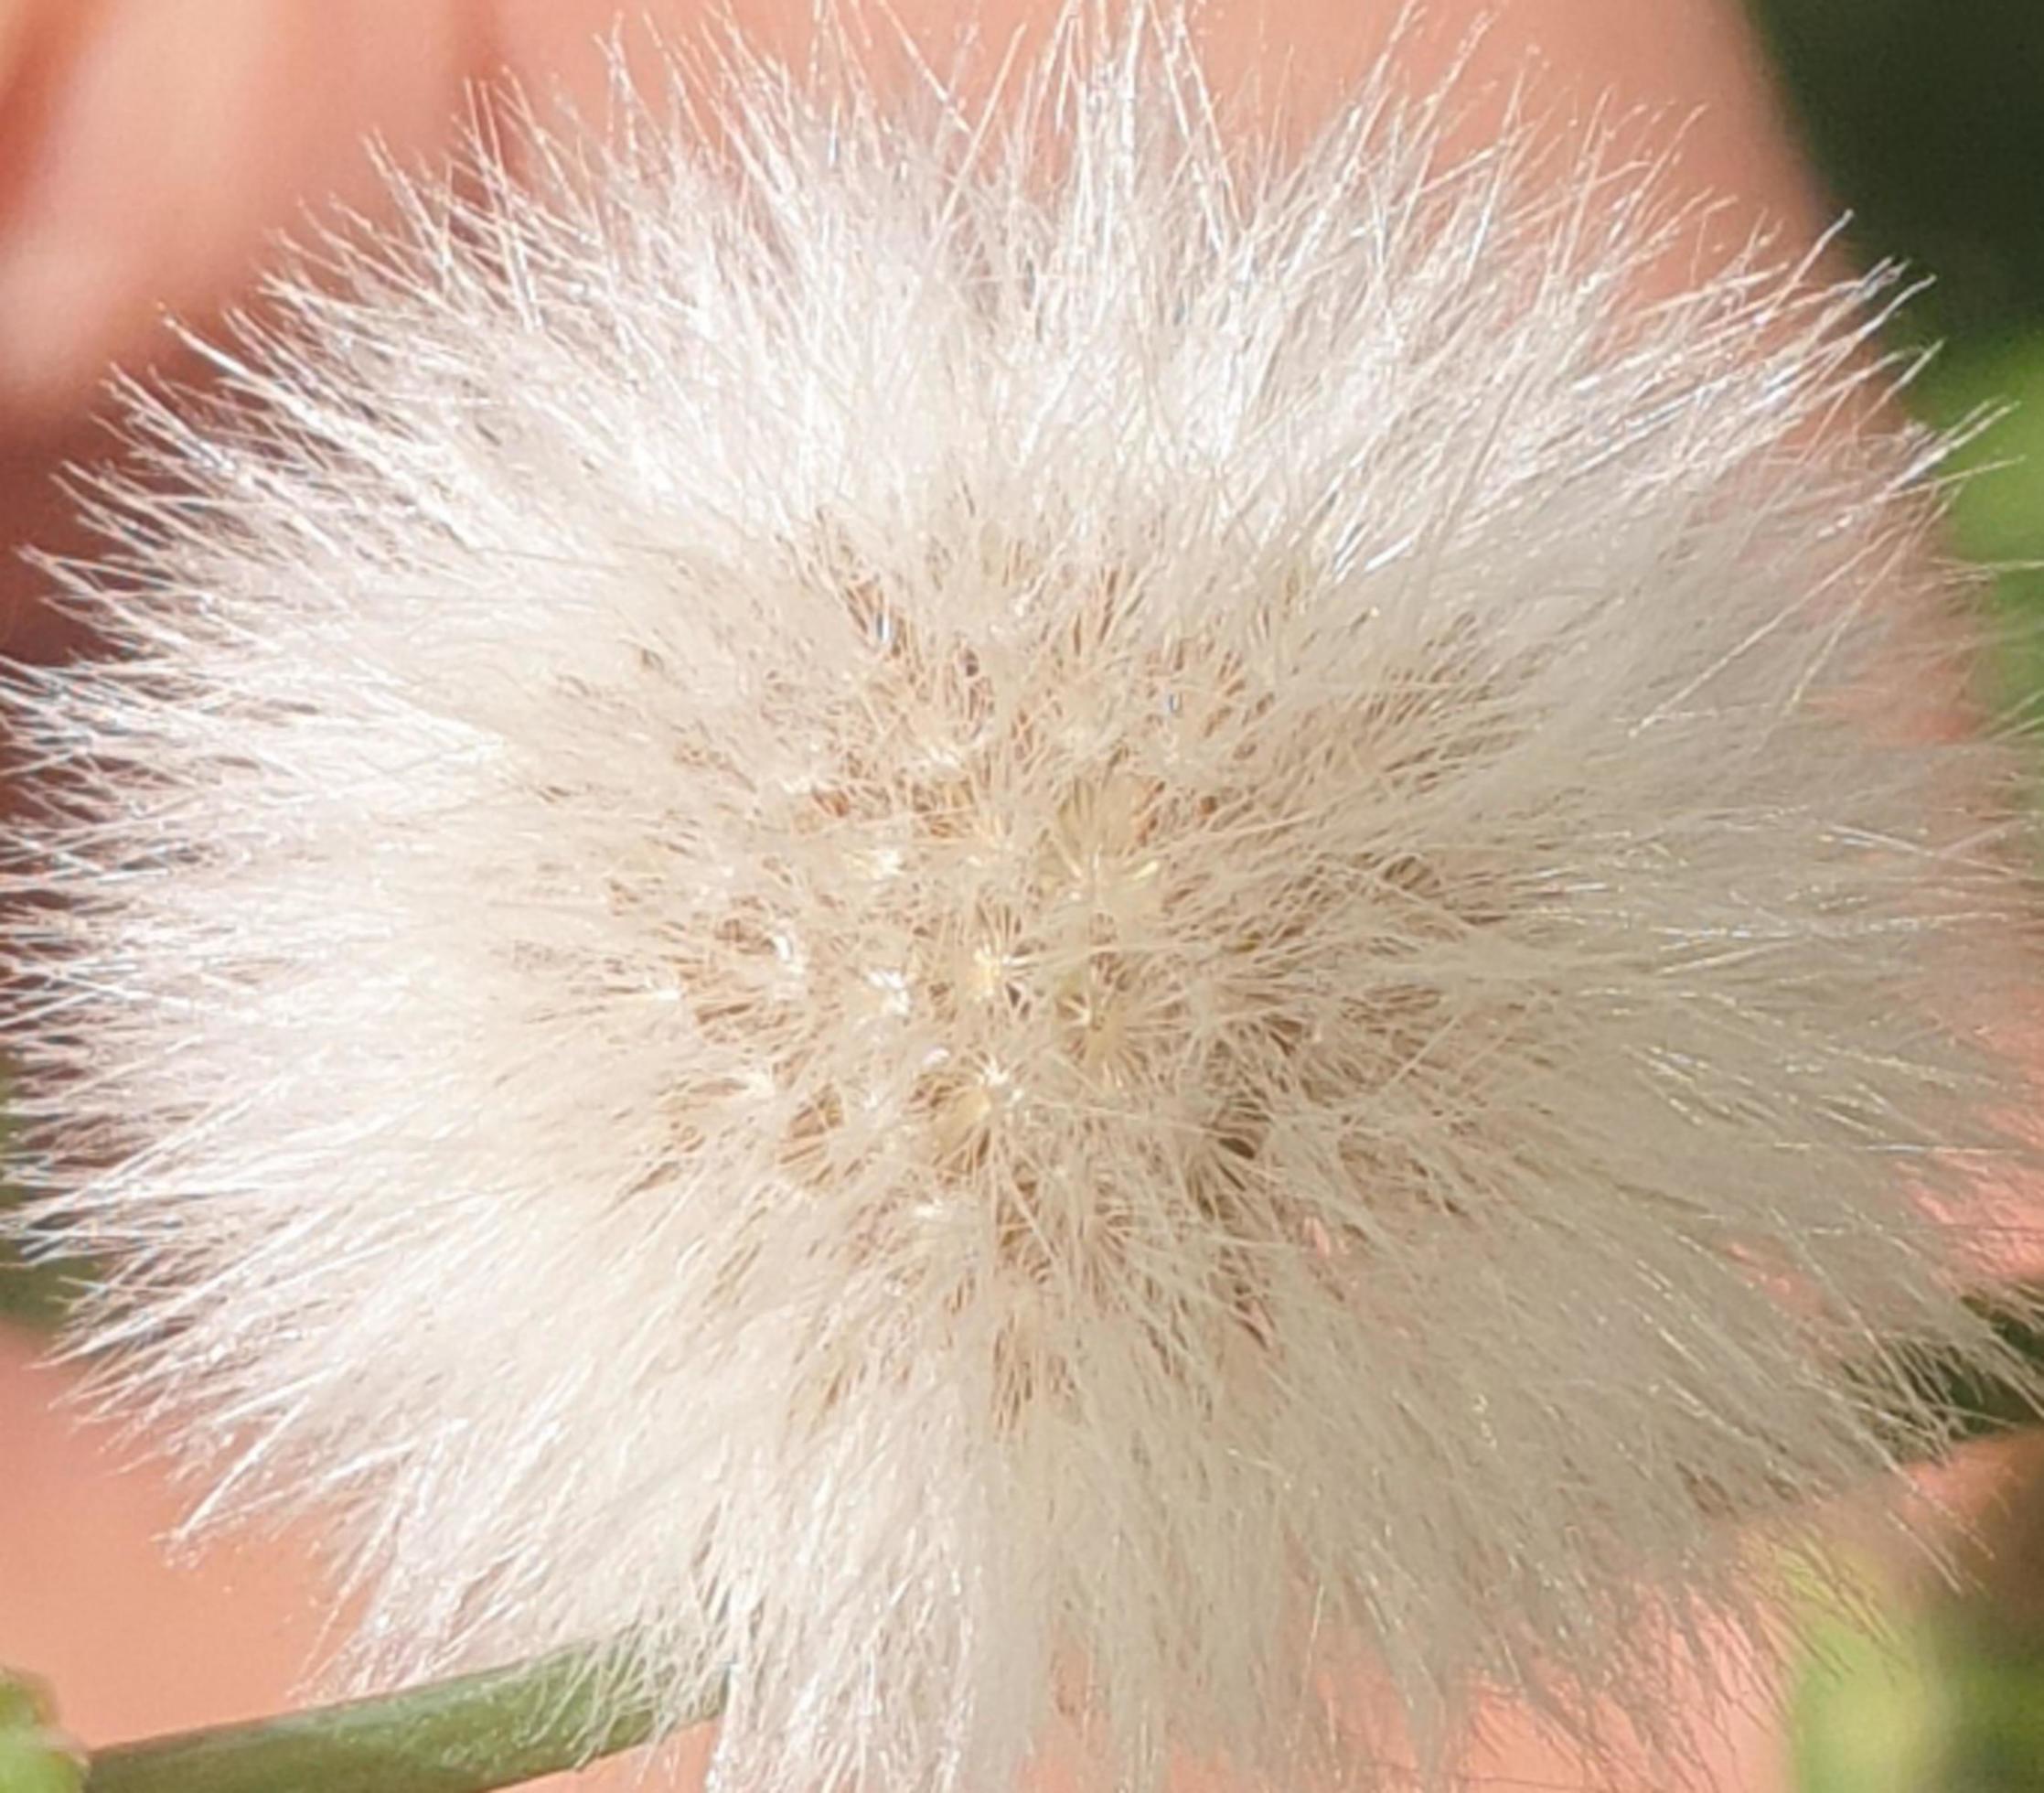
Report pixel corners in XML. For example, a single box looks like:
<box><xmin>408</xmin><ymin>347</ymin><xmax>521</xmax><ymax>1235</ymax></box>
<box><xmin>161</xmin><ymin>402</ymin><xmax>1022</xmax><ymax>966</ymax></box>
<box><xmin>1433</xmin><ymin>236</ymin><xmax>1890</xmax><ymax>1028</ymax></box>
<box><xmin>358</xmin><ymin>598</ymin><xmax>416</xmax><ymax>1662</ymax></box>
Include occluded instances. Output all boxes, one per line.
<box><xmin>83</xmin><ymin>1645</ymin><xmax>702</xmax><ymax>1793</ymax></box>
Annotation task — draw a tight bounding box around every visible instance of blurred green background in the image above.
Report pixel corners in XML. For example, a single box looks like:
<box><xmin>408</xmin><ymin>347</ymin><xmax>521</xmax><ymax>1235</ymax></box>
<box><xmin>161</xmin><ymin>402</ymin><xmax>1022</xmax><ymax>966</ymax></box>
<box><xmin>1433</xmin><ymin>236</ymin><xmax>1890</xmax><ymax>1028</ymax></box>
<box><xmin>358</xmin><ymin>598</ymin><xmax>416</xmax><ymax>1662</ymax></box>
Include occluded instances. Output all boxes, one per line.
<box><xmin>1751</xmin><ymin>1</ymin><xmax>2044</xmax><ymax>1785</ymax></box>
<box><xmin>1754</xmin><ymin>0</ymin><xmax>2044</xmax><ymax>720</ymax></box>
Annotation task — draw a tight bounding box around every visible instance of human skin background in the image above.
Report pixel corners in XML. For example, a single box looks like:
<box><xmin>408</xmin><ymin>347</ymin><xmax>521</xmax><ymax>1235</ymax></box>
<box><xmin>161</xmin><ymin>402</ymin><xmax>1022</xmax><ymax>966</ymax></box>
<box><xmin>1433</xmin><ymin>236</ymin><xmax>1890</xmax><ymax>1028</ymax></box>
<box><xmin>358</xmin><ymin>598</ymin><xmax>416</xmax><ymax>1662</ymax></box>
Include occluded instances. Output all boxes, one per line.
<box><xmin>0</xmin><ymin>1</ymin><xmax>1826</xmax><ymax>1786</ymax></box>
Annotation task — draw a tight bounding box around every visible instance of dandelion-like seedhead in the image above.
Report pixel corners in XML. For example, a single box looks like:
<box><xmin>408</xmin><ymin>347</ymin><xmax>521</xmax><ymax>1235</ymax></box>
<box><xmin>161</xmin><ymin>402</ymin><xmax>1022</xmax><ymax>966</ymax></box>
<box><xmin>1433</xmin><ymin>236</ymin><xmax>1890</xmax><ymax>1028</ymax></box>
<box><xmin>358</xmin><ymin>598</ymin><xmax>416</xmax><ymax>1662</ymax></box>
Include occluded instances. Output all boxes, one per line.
<box><xmin>5</xmin><ymin>5</ymin><xmax>2040</xmax><ymax>1788</ymax></box>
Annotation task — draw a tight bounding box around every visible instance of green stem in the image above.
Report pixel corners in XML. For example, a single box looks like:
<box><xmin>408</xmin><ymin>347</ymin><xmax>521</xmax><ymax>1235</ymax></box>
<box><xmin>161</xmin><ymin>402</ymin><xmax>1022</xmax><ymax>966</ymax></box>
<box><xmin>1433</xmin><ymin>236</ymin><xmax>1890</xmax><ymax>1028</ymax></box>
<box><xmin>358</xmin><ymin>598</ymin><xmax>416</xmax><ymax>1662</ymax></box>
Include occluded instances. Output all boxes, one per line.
<box><xmin>83</xmin><ymin>1644</ymin><xmax>704</xmax><ymax>1793</ymax></box>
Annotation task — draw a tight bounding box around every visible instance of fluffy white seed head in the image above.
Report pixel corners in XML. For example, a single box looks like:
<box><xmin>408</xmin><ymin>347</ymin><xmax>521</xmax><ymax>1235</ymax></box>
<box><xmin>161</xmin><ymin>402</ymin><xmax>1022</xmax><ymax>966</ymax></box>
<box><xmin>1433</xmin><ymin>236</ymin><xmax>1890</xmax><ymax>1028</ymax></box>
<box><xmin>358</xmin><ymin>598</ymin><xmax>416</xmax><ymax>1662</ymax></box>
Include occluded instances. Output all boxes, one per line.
<box><xmin>5</xmin><ymin>6</ymin><xmax>2040</xmax><ymax>1788</ymax></box>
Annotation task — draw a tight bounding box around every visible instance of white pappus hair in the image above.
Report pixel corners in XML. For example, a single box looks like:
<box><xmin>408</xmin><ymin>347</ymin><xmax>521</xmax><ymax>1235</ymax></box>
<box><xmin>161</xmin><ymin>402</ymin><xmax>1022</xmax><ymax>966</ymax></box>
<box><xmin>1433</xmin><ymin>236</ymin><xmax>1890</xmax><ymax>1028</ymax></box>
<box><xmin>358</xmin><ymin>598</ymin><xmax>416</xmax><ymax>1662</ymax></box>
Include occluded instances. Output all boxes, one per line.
<box><xmin>4</xmin><ymin>5</ymin><xmax>2041</xmax><ymax>1788</ymax></box>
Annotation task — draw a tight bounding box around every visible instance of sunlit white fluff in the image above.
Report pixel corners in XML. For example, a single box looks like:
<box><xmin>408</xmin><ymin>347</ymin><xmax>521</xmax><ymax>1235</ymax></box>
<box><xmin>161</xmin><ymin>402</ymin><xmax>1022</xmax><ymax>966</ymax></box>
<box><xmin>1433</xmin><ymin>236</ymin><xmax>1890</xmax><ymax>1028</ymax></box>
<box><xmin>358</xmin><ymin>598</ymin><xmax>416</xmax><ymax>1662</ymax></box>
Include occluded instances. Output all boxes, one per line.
<box><xmin>4</xmin><ymin>5</ymin><xmax>2039</xmax><ymax>1788</ymax></box>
